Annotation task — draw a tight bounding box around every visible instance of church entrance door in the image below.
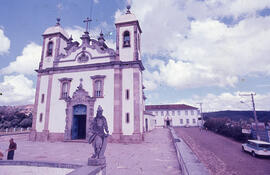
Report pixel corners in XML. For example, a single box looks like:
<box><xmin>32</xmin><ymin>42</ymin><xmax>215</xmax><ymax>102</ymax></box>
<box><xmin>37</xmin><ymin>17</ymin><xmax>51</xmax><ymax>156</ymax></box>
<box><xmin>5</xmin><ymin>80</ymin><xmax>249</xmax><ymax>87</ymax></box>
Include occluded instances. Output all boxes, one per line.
<box><xmin>72</xmin><ymin>105</ymin><xmax>87</xmax><ymax>140</ymax></box>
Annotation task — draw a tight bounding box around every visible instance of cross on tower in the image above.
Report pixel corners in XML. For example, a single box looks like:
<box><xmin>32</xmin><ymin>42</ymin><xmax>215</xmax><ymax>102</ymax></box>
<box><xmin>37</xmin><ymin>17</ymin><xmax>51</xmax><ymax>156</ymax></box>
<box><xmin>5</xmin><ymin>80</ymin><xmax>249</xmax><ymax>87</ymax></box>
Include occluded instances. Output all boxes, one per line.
<box><xmin>83</xmin><ymin>17</ymin><xmax>92</xmax><ymax>33</ymax></box>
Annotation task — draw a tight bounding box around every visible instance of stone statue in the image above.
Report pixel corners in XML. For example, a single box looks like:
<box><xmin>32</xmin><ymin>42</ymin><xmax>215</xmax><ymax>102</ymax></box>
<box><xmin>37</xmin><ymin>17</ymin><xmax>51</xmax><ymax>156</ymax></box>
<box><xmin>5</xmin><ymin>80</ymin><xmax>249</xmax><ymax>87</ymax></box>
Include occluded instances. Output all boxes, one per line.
<box><xmin>88</xmin><ymin>105</ymin><xmax>109</xmax><ymax>160</ymax></box>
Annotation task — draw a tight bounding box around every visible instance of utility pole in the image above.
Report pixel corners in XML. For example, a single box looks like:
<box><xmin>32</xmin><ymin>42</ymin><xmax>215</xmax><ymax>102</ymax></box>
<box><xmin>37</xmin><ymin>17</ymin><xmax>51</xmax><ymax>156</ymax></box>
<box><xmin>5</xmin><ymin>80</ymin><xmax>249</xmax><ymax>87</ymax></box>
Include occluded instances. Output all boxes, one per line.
<box><xmin>239</xmin><ymin>92</ymin><xmax>259</xmax><ymax>140</ymax></box>
<box><xmin>197</xmin><ymin>102</ymin><xmax>203</xmax><ymax>127</ymax></box>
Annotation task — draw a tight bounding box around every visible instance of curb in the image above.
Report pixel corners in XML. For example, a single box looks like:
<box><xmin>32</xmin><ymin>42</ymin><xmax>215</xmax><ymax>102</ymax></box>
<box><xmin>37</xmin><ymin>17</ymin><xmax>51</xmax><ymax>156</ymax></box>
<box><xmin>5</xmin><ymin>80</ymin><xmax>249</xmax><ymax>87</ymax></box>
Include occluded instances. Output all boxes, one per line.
<box><xmin>169</xmin><ymin>127</ymin><xmax>210</xmax><ymax>175</ymax></box>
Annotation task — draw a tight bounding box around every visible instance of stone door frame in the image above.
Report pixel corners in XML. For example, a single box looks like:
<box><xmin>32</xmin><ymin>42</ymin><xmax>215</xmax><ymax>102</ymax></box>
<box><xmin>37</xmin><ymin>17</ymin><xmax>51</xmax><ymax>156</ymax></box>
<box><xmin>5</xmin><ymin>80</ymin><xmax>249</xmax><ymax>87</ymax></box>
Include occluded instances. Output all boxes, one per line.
<box><xmin>64</xmin><ymin>82</ymin><xmax>95</xmax><ymax>141</ymax></box>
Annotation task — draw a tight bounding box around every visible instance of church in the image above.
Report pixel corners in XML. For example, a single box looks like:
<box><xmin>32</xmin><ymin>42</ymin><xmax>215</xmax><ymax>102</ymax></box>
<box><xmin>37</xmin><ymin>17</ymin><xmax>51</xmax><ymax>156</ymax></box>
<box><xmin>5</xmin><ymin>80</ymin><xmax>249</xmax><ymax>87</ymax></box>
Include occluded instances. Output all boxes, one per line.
<box><xmin>29</xmin><ymin>7</ymin><xmax>145</xmax><ymax>143</ymax></box>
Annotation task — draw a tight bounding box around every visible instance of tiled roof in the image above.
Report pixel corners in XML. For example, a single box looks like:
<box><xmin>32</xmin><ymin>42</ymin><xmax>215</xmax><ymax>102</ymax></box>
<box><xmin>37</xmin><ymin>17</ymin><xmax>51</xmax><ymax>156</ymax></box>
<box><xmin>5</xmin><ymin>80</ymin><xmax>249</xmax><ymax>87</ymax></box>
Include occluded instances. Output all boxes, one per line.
<box><xmin>145</xmin><ymin>104</ymin><xmax>198</xmax><ymax>110</ymax></box>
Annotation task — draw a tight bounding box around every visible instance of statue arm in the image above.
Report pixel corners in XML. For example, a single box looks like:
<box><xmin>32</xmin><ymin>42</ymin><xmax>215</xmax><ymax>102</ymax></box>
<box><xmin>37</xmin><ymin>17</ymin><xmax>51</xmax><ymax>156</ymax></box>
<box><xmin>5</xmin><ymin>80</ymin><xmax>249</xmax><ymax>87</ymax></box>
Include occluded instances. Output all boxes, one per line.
<box><xmin>103</xmin><ymin>117</ymin><xmax>109</xmax><ymax>134</ymax></box>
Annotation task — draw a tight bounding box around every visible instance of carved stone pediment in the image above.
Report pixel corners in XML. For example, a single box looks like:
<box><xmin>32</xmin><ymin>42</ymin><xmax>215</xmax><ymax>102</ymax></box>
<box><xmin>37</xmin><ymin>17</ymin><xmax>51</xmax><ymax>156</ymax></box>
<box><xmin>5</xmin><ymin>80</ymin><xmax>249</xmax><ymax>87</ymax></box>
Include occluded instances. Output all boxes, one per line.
<box><xmin>64</xmin><ymin>80</ymin><xmax>95</xmax><ymax>141</ymax></box>
<box><xmin>75</xmin><ymin>51</ymin><xmax>91</xmax><ymax>63</ymax></box>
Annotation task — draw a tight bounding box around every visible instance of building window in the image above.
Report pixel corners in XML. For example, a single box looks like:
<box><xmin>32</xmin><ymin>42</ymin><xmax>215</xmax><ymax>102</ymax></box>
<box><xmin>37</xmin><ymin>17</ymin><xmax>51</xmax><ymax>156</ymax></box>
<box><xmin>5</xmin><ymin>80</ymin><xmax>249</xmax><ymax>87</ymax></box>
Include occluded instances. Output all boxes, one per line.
<box><xmin>186</xmin><ymin>119</ymin><xmax>189</xmax><ymax>124</ymax></box>
<box><xmin>62</xmin><ymin>82</ymin><xmax>68</xmax><ymax>98</ymax></box>
<box><xmin>91</xmin><ymin>75</ymin><xmax>106</xmax><ymax>98</ymax></box>
<box><xmin>172</xmin><ymin>111</ymin><xmax>175</xmax><ymax>116</ymax></box>
<box><xmin>123</xmin><ymin>31</ymin><xmax>130</xmax><ymax>47</ymax></box>
<box><xmin>185</xmin><ymin>110</ymin><xmax>188</xmax><ymax>115</ymax></box>
<box><xmin>95</xmin><ymin>80</ymin><xmax>102</xmax><ymax>97</ymax></box>
<box><xmin>126</xmin><ymin>113</ymin><xmax>130</xmax><ymax>123</ymax></box>
<box><xmin>161</xmin><ymin>111</ymin><xmax>164</xmax><ymax>116</ymax></box>
<box><xmin>193</xmin><ymin>119</ymin><xmax>196</xmax><ymax>124</ymax></box>
<box><xmin>41</xmin><ymin>94</ymin><xmax>45</xmax><ymax>103</ymax></box>
<box><xmin>180</xmin><ymin>119</ymin><xmax>183</xmax><ymax>124</ymax></box>
<box><xmin>156</xmin><ymin>111</ymin><xmax>158</xmax><ymax>115</ymax></box>
<box><xmin>126</xmin><ymin>89</ymin><xmax>129</xmax><ymax>100</ymax></box>
<box><xmin>178</xmin><ymin>110</ymin><xmax>181</xmax><ymax>115</ymax></box>
<box><xmin>47</xmin><ymin>41</ymin><xmax>53</xmax><ymax>56</ymax></box>
<box><xmin>39</xmin><ymin>113</ymin><xmax>43</xmax><ymax>122</ymax></box>
<box><xmin>191</xmin><ymin>110</ymin><xmax>194</xmax><ymax>115</ymax></box>
<box><xmin>59</xmin><ymin>78</ymin><xmax>72</xmax><ymax>99</ymax></box>
<box><xmin>154</xmin><ymin>120</ymin><xmax>157</xmax><ymax>124</ymax></box>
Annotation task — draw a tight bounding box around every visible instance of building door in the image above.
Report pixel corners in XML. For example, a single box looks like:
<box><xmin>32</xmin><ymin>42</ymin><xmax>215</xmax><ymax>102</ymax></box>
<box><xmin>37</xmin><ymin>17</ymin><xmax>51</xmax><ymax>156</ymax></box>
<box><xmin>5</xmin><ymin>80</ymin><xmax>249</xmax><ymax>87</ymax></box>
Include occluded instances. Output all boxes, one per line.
<box><xmin>72</xmin><ymin>105</ymin><xmax>87</xmax><ymax>140</ymax></box>
<box><xmin>166</xmin><ymin>120</ymin><xmax>170</xmax><ymax>127</ymax></box>
<box><xmin>145</xmin><ymin>118</ymin><xmax>148</xmax><ymax>132</ymax></box>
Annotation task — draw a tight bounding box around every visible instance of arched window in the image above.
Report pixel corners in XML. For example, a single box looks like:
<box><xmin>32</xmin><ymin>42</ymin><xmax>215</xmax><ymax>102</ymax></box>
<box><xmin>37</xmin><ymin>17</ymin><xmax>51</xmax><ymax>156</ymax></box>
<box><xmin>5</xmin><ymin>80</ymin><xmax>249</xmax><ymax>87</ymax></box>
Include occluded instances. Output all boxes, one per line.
<box><xmin>58</xmin><ymin>77</ymin><xmax>72</xmax><ymax>100</ymax></box>
<box><xmin>47</xmin><ymin>41</ymin><xmax>53</xmax><ymax>56</ymax></box>
<box><xmin>95</xmin><ymin>80</ymin><xmax>102</xmax><ymax>97</ymax></box>
<box><xmin>62</xmin><ymin>82</ymin><xmax>68</xmax><ymax>98</ymax></box>
<box><xmin>123</xmin><ymin>31</ymin><xmax>130</xmax><ymax>47</ymax></box>
<box><xmin>91</xmin><ymin>75</ymin><xmax>105</xmax><ymax>98</ymax></box>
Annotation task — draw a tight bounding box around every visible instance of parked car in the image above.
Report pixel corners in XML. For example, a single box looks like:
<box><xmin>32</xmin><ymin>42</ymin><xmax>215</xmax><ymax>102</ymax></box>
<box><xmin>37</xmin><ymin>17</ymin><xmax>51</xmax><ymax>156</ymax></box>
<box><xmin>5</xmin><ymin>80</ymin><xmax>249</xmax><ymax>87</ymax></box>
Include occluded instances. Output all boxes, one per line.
<box><xmin>242</xmin><ymin>140</ymin><xmax>270</xmax><ymax>157</ymax></box>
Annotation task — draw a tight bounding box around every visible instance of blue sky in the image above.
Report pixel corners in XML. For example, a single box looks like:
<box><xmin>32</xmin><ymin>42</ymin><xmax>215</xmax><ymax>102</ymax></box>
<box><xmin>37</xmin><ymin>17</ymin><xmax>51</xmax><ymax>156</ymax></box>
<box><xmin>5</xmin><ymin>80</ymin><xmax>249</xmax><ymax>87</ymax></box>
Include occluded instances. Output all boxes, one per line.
<box><xmin>1</xmin><ymin>0</ymin><xmax>270</xmax><ymax>111</ymax></box>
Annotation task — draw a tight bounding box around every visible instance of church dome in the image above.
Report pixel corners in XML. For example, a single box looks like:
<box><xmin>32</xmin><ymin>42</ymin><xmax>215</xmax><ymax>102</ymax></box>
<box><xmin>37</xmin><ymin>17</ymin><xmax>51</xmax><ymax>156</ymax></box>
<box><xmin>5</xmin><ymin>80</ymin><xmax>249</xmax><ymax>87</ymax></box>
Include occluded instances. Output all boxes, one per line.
<box><xmin>43</xmin><ymin>19</ymin><xmax>69</xmax><ymax>39</ymax></box>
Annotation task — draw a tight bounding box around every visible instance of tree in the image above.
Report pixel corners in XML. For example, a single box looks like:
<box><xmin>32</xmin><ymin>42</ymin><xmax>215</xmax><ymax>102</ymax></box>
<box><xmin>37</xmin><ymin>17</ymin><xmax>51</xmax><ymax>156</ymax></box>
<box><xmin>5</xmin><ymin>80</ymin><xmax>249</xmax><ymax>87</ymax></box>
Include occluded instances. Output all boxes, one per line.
<box><xmin>19</xmin><ymin>118</ymin><xmax>32</xmax><ymax>128</ymax></box>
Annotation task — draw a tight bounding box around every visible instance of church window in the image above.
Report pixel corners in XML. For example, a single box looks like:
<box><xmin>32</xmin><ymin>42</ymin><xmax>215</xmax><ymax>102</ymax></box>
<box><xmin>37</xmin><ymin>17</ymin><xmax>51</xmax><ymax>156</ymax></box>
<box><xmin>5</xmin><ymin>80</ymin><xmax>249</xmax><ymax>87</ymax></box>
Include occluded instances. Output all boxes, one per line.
<box><xmin>59</xmin><ymin>78</ymin><xmax>72</xmax><ymax>100</ymax></box>
<box><xmin>186</xmin><ymin>119</ymin><xmax>190</xmax><ymax>124</ymax></box>
<box><xmin>47</xmin><ymin>41</ymin><xmax>53</xmax><ymax>56</ymax></box>
<box><xmin>126</xmin><ymin>113</ymin><xmax>130</xmax><ymax>123</ymax></box>
<box><xmin>123</xmin><ymin>31</ymin><xmax>130</xmax><ymax>47</ymax></box>
<box><xmin>126</xmin><ymin>89</ymin><xmax>129</xmax><ymax>100</ymax></box>
<box><xmin>39</xmin><ymin>113</ymin><xmax>43</xmax><ymax>122</ymax></box>
<box><xmin>95</xmin><ymin>80</ymin><xmax>102</xmax><ymax>97</ymax></box>
<box><xmin>180</xmin><ymin>119</ymin><xmax>183</xmax><ymax>124</ymax></box>
<box><xmin>91</xmin><ymin>75</ymin><xmax>106</xmax><ymax>98</ymax></box>
<box><xmin>62</xmin><ymin>82</ymin><xmax>68</xmax><ymax>98</ymax></box>
<box><xmin>185</xmin><ymin>110</ymin><xmax>188</xmax><ymax>115</ymax></box>
<box><xmin>41</xmin><ymin>94</ymin><xmax>45</xmax><ymax>103</ymax></box>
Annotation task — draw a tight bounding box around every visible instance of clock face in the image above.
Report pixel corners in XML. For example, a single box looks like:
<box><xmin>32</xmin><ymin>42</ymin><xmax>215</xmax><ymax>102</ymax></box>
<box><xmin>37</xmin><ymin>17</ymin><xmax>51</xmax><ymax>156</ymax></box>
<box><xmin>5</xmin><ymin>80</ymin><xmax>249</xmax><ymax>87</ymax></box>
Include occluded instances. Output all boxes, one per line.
<box><xmin>73</xmin><ymin>105</ymin><xmax>87</xmax><ymax>115</ymax></box>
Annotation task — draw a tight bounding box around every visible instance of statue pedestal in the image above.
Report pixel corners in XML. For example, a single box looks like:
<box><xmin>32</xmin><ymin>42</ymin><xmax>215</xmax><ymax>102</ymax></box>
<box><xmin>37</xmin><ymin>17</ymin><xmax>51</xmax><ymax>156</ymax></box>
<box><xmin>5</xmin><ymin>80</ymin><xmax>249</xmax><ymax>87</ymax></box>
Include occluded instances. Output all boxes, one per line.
<box><xmin>88</xmin><ymin>157</ymin><xmax>106</xmax><ymax>166</ymax></box>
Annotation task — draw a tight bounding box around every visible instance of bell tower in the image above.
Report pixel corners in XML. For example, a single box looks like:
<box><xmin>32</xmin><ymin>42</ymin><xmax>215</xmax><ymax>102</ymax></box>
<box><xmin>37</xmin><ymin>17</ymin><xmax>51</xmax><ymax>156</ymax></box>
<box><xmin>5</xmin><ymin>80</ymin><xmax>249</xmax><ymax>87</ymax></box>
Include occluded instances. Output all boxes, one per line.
<box><xmin>113</xmin><ymin>6</ymin><xmax>144</xmax><ymax>142</ymax></box>
<box><xmin>39</xmin><ymin>18</ymin><xmax>68</xmax><ymax>69</ymax></box>
<box><xmin>115</xmin><ymin>5</ymin><xmax>142</xmax><ymax>62</ymax></box>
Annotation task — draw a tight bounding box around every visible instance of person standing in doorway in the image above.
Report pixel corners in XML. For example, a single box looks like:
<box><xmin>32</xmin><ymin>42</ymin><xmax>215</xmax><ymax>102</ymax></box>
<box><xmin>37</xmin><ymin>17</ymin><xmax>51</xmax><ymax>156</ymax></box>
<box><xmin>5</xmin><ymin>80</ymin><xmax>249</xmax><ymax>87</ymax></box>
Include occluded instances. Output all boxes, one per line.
<box><xmin>6</xmin><ymin>138</ymin><xmax>17</xmax><ymax>160</ymax></box>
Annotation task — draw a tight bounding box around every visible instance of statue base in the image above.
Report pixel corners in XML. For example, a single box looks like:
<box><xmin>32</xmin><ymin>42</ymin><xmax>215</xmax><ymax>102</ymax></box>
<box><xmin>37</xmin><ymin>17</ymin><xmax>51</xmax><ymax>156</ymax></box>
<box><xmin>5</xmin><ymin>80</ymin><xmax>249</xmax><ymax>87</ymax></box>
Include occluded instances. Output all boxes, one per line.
<box><xmin>88</xmin><ymin>157</ymin><xmax>106</xmax><ymax>166</ymax></box>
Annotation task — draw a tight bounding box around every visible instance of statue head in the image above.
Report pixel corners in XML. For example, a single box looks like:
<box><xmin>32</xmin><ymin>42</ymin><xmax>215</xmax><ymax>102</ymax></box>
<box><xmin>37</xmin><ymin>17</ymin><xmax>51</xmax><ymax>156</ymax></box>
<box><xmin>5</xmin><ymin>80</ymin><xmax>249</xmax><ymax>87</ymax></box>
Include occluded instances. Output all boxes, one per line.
<box><xmin>96</xmin><ymin>105</ymin><xmax>103</xmax><ymax>117</ymax></box>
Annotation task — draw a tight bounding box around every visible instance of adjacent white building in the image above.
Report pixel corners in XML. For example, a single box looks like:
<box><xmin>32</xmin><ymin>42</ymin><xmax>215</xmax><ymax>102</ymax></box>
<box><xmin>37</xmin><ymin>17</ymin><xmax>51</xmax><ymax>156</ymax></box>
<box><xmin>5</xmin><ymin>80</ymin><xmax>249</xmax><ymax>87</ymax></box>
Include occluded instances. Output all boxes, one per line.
<box><xmin>30</xmin><ymin>7</ymin><xmax>145</xmax><ymax>143</ymax></box>
<box><xmin>145</xmin><ymin>104</ymin><xmax>200</xmax><ymax>127</ymax></box>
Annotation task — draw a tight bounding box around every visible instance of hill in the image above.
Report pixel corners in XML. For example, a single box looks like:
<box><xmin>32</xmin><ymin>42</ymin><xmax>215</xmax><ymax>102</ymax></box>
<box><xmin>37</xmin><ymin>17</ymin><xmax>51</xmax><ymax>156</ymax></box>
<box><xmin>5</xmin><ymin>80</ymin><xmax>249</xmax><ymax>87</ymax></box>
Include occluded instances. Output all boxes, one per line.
<box><xmin>0</xmin><ymin>105</ymin><xmax>33</xmax><ymax>130</ymax></box>
<box><xmin>203</xmin><ymin>110</ymin><xmax>270</xmax><ymax>122</ymax></box>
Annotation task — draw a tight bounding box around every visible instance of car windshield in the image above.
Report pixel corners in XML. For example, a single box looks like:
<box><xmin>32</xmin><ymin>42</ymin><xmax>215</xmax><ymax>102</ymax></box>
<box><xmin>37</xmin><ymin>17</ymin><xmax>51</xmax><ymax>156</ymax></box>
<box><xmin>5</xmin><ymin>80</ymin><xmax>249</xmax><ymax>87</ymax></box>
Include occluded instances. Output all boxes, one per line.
<box><xmin>258</xmin><ymin>144</ymin><xmax>270</xmax><ymax>148</ymax></box>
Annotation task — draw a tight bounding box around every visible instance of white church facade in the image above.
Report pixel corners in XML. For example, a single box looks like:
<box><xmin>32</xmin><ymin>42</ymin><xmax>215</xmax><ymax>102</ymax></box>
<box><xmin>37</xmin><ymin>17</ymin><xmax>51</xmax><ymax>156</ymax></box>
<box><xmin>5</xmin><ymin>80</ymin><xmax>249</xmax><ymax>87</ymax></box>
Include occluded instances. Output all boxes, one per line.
<box><xmin>30</xmin><ymin>8</ymin><xmax>145</xmax><ymax>143</ymax></box>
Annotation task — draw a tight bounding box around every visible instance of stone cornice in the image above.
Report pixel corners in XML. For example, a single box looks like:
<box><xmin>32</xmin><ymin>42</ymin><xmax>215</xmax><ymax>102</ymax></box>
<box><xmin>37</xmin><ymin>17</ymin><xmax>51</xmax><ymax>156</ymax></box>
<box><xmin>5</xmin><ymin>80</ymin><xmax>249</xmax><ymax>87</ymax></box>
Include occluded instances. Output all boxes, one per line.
<box><xmin>36</xmin><ymin>60</ymin><xmax>145</xmax><ymax>74</ymax></box>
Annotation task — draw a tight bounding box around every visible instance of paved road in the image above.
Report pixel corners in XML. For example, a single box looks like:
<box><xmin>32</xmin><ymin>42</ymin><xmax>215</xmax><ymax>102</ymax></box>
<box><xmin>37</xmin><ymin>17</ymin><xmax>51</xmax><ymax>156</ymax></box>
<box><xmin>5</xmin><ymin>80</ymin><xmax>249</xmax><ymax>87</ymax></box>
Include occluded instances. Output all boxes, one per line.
<box><xmin>0</xmin><ymin>128</ymin><xmax>181</xmax><ymax>175</ymax></box>
<box><xmin>175</xmin><ymin>127</ymin><xmax>270</xmax><ymax>175</ymax></box>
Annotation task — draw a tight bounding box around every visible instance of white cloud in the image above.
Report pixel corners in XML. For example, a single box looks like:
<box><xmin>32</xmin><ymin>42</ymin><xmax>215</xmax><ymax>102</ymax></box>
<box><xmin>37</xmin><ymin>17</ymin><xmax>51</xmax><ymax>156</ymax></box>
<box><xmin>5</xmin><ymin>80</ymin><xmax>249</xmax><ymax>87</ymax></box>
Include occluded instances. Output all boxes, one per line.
<box><xmin>118</xmin><ymin>0</ymin><xmax>270</xmax><ymax>90</ymax></box>
<box><xmin>94</xmin><ymin>0</ymin><xmax>99</xmax><ymax>4</ymax></box>
<box><xmin>0</xmin><ymin>74</ymin><xmax>35</xmax><ymax>105</ymax></box>
<box><xmin>1</xmin><ymin>42</ymin><xmax>41</xmax><ymax>75</ymax></box>
<box><xmin>65</xmin><ymin>26</ymin><xmax>84</xmax><ymax>43</ymax></box>
<box><xmin>0</xmin><ymin>28</ymin><xmax>10</xmax><ymax>55</ymax></box>
<box><xmin>178</xmin><ymin>92</ymin><xmax>270</xmax><ymax>111</ymax></box>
